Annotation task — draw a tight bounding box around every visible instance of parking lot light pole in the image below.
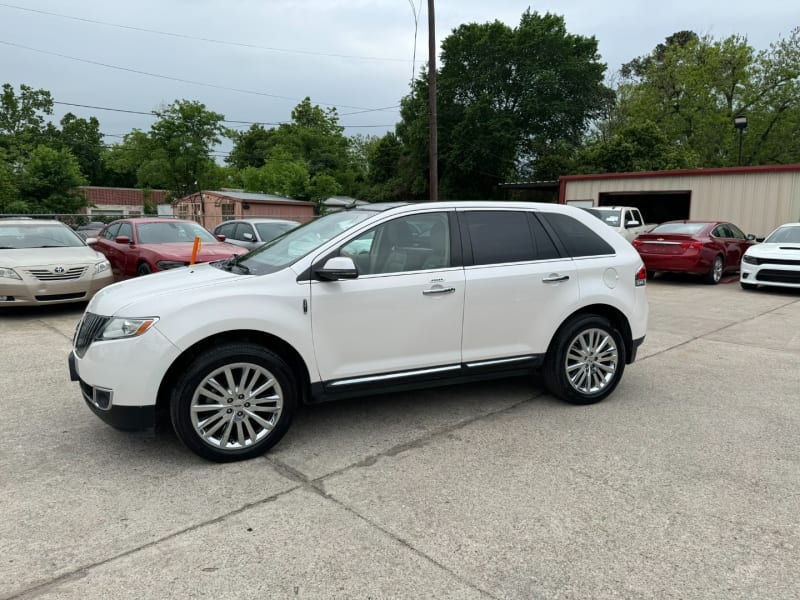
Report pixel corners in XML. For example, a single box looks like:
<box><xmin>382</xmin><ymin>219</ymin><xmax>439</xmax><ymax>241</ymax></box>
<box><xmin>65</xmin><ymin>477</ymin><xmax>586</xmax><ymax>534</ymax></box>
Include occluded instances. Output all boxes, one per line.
<box><xmin>734</xmin><ymin>114</ymin><xmax>747</xmax><ymax>166</ymax></box>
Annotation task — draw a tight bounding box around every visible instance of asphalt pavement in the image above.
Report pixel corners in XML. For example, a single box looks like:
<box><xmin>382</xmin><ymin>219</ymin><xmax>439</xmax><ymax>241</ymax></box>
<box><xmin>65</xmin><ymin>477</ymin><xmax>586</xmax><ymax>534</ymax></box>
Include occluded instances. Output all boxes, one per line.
<box><xmin>1</xmin><ymin>278</ymin><xmax>798</xmax><ymax>599</ymax></box>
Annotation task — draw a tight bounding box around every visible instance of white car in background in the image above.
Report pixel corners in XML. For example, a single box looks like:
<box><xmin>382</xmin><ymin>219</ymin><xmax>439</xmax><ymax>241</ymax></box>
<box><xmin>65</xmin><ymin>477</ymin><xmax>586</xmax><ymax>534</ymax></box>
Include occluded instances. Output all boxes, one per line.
<box><xmin>0</xmin><ymin>219</ymin><xmax>113</xmax><ymax>306</ymax></box>
<box><xmin>213</xmin><ymin>218</ymin><xmax>301</xmax><ymax>251</ymax></box>
<box><xmin>69</xmin><ymin>202</ymin><xmax>648</xmax><ymax>462</ymax></box>
<box><xmin>740</xmin><ymin>222</ymin><xmax>800</xmax><ymax>290</ymax></box>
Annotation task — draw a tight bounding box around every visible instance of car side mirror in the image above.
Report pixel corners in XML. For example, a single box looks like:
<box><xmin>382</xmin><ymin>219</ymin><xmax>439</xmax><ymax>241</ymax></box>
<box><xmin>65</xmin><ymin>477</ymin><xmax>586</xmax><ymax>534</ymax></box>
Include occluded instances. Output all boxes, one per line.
<box><xmin>85</xmin><ymin>237</ymin><xmax>98</xmax><ymax>245</ymax></box>
<box><xmin>215</xmin><ymin>234</ymin><xmax>226</xmax><ymax>242</ymax></box>
<box><xmin>755</xmin><ymin>237</ymin><xmax>765</xmax><ymax>243</ymax></box>
<box><xmin>315</xmin><ymin>256</ymin><xmax>358</xmax><ymax>281</ymax></box>
<box><xmin>242</xmin><ymin>232</ymin><xmax>254</xmax><ymax>241</ymax></box>
<box><xmin>115</xmin><ymin>236</ymin><xmax>131</xmax><ymax>244</ymax></box>
<box><xmin>626</xmin><ymin>220</ymin><xmax>641</xmax><ymax>228</ymax></box>
<box><xmin>746</xmin><ymin>234</ymin><xmax>756</xmax><ymax>241</ymax></box>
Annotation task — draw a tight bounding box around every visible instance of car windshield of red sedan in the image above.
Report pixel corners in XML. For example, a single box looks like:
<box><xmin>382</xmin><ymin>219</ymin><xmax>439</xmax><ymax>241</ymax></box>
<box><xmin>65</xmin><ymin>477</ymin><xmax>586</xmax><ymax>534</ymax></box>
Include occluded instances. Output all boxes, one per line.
<box><xmin>0</xmin><ymin>223</ymin><xmax>84</xmax><ymax>248</ymax></box>
<box><xmin>136</xmin><ymin>222</ymin><xmax>217</xmax><ymax>244</ymax></box>
<box><xmin>651</xmin><ymin>223</ymin><xmax>708</xmax><ymax>235</ymax></box>
<box><xmin>765</xmin><ymin>226</ymin><xmax>800</xmax><ymax>244</ymax></box>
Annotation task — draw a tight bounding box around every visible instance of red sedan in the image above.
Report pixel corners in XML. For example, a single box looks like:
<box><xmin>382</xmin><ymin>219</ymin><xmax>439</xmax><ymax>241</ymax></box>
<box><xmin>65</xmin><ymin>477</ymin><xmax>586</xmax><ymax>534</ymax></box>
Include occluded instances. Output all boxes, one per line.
<box><xmin>90</xmin><ymin>218</ymin><xmax>247</xmax><ymax>279</ymax></box>
<box><xmin>632</xmin><ymin>221</ymin><xmax>757</xmax><ymax>284</ymax></box>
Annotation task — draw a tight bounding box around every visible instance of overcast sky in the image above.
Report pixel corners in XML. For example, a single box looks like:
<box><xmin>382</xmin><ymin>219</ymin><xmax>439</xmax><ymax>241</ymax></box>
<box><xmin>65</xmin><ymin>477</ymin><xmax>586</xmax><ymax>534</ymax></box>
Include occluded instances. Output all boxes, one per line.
<box><xmin>1</xmin><ymin>0</ymin><xmax>796</xmax><ymax>155</ymax></box>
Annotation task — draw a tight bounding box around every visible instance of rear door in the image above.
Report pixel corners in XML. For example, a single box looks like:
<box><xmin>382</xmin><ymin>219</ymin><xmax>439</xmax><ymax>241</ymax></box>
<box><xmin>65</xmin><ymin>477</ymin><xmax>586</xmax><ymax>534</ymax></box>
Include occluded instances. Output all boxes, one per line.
<box><xmin>459</xmin><ymin>209</ymin><xmax>579</xmax><ymax>363</ymax></box>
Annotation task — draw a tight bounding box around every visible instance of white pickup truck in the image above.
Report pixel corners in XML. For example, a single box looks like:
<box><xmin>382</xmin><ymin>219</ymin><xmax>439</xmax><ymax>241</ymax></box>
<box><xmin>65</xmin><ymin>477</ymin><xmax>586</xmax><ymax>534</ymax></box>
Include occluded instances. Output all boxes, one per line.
<box><xmin>581</xmin><ymin>206</ymin><xmax>656</xmax><ymax>242</ymax></box>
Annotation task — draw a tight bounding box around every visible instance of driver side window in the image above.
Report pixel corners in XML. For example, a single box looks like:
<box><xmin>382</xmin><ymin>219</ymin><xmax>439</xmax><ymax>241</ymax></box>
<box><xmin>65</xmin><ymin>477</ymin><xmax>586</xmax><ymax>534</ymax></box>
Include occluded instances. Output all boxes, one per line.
<box><xmin>339</xmin><ymin>213</ymin><xmax>451</xmax><ymax>275</ymax></box>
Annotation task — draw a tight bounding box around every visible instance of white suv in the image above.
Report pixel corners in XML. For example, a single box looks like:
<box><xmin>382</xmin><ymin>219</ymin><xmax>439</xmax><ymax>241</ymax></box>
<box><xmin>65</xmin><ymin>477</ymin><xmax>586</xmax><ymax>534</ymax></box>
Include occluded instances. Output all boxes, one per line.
<box><xmin>69</xmin><ymin>202</ymin><xmax>648</xmax><ymax>462</ymax></box>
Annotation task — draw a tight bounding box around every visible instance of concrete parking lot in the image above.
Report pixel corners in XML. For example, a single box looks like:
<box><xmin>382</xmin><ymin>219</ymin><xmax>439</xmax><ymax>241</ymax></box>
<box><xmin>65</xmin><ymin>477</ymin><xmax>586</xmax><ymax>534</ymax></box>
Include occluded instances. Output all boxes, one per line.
<box><xmin>1</xmin><ymin>279</ymin><xmax>799</xmax><ymax>599</ymax></box>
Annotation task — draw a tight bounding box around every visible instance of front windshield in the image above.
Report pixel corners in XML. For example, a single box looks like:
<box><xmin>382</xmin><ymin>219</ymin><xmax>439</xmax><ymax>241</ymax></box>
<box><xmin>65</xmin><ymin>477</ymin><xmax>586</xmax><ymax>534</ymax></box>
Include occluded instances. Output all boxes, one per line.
<box><xmin>0</xmin><ymin>223</ymin><xmax>85</xmax><ymax>249</ymax></box>
<box><xmin>238</xmin><ymin>210</ymin><xmax>376</xmax><ymax>275</ymax></box>
<box><xmin>765</xmin><ymin>225</ymin><xmax>800</xmax><ymax>244</ymax></box>
<box><xmin>137</xmin><ymin>221</ymin><xmax>217</xmax><ymax>244</ymax></box>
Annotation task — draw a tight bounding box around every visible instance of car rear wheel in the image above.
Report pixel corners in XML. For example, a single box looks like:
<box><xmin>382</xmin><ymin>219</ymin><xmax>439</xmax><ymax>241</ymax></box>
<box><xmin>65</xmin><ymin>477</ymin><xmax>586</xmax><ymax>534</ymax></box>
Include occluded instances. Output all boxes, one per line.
<box><xmin>170</xmin><ymin>343</ymin><xmax>296</xmax><ymax>462</ymax></box>
<box><xmin>542</xmin><ymin>315</ymin><xmax>626</xmax><ymax>405</ymax></box>
<box><xmin>137</xmin><ymin>262</ymin><xmax>152</xmax><ymax>276</ymax></box>
<box><xmin>704</xmin><ymin>255</ymin><xmax>724</xmax><ymax>284</ymax></box>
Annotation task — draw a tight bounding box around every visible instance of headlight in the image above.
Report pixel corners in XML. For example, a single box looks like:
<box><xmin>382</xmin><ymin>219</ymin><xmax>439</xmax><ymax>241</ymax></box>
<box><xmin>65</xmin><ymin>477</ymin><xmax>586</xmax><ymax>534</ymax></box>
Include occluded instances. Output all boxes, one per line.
<box><xmin>156</xmin><ymin>260</ymin><xmax>188</xmax><ymax>270</ymax></box>
<box><xmin>99</xmin><ymin>317</ymin><xmax>159</xmax><ymax>340</ymax></box>
<box><xmin>94</xmin><ymin>260</ymin><xmax>110</xmax><ymax>274</ymax></box>
<box><xmin>742</xmin><ymin>254</ymin><xmax>759</xmax><ymax>265</ymax></box>
<box><xmin>0</xmin><ymin>267</ymin><xmax>21</xmax><ymax>280</ymax></box>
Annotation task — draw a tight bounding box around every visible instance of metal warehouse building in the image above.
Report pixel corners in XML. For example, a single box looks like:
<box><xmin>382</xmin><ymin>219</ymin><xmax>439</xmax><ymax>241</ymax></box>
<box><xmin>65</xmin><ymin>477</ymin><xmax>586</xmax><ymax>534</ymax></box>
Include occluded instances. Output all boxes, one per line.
<box><xmin>557</xmin><ymin>164</ymin><xmax>800</xmax><ymax>238</ymax></box>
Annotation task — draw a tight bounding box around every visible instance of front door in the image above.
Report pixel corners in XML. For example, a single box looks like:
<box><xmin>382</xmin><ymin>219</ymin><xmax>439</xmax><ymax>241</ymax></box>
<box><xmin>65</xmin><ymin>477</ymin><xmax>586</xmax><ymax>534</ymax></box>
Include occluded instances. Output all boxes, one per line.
<box><xmin>310</xmin><ymin>211</ymin><xmax>465</xmax><ymax>384</ymax></box>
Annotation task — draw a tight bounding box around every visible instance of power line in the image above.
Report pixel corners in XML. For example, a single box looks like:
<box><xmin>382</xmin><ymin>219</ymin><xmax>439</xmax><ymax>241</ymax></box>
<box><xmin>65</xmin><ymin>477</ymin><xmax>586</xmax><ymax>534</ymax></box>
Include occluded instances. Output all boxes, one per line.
<box><xmin>54</xmin><ymin>101</ymin><xmax>396</xmax><ymax>128</ymax></box>
<box><xmin>0</xmin><ymin>39</ymin><xmax>399</xmax><ymax>113</ymax></box>
<box><xmin>0</xmin><ymin>2</ymin><xmax>411</xmax><ymax>64</ymax></box>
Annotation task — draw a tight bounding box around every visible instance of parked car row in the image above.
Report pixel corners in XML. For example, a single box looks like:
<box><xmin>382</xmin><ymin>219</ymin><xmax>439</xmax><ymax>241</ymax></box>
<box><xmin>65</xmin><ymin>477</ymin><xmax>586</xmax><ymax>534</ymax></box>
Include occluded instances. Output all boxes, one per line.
<box><xmin>0</xmin><ymin>217</ymin><xmax>301</xmax><ymax>306</ymax></box>
<box><xmin>578</xmin><ymin>207</ymin><xmax>800</xmax><ymax>291</ymax></box>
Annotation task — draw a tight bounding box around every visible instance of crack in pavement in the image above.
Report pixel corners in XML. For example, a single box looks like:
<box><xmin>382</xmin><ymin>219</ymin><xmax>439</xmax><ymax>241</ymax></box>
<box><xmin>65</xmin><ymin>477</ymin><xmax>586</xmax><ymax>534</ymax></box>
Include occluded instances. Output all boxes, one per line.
<box><xmin>8</xmin><ymin>391</ymin><xmax>542</xmax><ymax>600</ymax></box>
<box><xmin>2</xmin><ymin>485</ymin><xmax>302</xmax><ymax>600</ymax></box>
<box><xmin>639</xmin><ymin>296</ymin><xmax>800</xmax><ymax>362</ymax></box>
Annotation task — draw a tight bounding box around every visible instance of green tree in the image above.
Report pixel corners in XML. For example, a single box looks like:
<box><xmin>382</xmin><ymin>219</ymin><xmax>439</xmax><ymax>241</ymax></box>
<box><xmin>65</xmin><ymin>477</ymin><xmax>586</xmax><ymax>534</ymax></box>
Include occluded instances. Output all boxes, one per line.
<box><xmin>144</xmin><ymin>100</ymin><xmax>228</xmax><ymax>199</ymax></box>
<box><xmin>609</xmin><ymin>28</ymin><xmax>800</xmax><ymax>167</ymax></box>
<box><xmin>226</xmin><ymin>124</ymin><xmax>274</xmax><ymax>170</ymax></box>
<box><xmin>0</xmin><ymin>83</ymin><xmax>57</xmax><ymax>161</ymax></box>
<box><xmin>577</xmin><ymin>121</ymin><xmax>698</xmax><ymax>173</ymax></box>
<box><xmin>17</xmin><ymin>145</ymin><xmax>88</xmax><ymax>213</ymax></box>
<box><xmin>397</xmin><ymin>10</ymin><xmax>612</xmax><ymax>198</ymax></box>
<box><xmin>59</xmin><ymin>113</ymin><xmax>104</xmax><ymax>183</ymax></box>
<box><xmin>239</xmin><ymin>148</ymin><xmax>310</xmax><ymax>198</ymax></box>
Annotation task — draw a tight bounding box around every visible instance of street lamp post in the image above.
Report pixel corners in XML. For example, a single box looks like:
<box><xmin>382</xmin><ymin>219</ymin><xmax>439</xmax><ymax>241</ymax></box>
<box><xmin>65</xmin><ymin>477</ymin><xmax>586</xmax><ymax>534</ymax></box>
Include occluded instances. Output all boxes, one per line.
<box><xmin>734</xmin><ymin>115</ymin><xmax>747</xmax><ymax>166</ymax></box>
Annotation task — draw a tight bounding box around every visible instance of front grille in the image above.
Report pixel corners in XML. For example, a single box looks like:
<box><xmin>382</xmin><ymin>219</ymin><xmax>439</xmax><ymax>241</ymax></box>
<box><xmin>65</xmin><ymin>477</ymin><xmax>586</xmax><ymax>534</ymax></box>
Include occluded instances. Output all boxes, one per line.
<box><xmin>748</xmin><ymin>257</ymin><xmax>800</xmax><ymax>266</ymax></box>
<box><xmin>25</xmin><ymin>266</ymin><xmax>88</xmax><ymax>281</ymax></box>
<box><xmin>756</xmin><ymin>269</ymin><xmax>800</xmax><ymax>284</ymax></box>
<box><xmin>35</xmin><ymin>292</ymin><xmax>86</xmax><ymax>301</ymax></box>
<box><xmin>74</xmin><ymin>312</ymin><xmax>111</xmax><ymax>358</ymax></box>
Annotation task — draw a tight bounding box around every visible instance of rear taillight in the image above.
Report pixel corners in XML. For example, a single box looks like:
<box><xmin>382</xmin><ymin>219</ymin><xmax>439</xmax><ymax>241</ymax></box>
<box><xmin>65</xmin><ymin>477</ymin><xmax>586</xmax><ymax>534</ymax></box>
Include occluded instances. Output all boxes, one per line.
<box><xmin>632</xmin><ymin>239</ymin><xmax>642</xmax><ymax>248</ymax></box>
<box><xmin>680</xmin><ymin>241</ymin><xmax>703</xmax><ymax>251</ymax></box>
<box><xmin>635</xmin><ymin>266</ymin><xmax>647</xmax><ymax>287</ymax></box>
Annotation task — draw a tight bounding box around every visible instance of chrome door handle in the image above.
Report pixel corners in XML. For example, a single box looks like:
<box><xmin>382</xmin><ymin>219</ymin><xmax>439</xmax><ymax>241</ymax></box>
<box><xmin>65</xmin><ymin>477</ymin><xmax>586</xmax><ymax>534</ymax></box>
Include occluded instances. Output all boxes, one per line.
<box><xmin>422</xmin><ymin>287</ymin><xmax>456</xmax><ymax>295</ymax></box>
<box><xmin>542</xmin><ymin>274</ymin><xmax>569</xmax><ymax>283</ymax></box>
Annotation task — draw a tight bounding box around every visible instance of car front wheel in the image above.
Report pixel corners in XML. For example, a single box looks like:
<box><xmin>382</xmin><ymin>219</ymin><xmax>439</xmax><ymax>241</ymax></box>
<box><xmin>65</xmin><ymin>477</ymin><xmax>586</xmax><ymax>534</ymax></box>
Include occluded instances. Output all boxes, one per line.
<box><xmin>170</xmin><ymin>343</ymin><xmax>296</xmax><ymax>462</ymax></box>
<box><xmin>543</xmin><ymin>315</ymin><xmax>626</xmax><ymax>405</ymax></box>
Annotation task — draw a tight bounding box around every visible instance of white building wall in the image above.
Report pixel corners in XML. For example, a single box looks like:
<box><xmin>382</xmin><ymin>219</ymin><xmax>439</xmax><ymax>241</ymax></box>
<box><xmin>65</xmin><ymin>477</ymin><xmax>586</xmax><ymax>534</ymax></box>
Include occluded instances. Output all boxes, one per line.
<box><xmin>564</xmin><ymin>171</ymin><xmax>800</xmax><ymax>237</ymax></box>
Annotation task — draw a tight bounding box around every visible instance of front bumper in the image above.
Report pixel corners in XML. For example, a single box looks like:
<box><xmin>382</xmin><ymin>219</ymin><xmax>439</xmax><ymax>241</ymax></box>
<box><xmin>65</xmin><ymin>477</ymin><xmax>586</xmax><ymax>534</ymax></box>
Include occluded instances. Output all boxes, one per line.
<box><xmin>740</xmin><ymin>262</ymin><xmax>800</xmax><ymax>288</ymax></box>
<box><xmin>0</xmin><ymin>269</ymin><xmax>113</xmax><ymax>306</ymax></box>
<box><xmin>70</xmin><ymin>351</ymin><xmax>156</xmax><ymax>431</ymax></box>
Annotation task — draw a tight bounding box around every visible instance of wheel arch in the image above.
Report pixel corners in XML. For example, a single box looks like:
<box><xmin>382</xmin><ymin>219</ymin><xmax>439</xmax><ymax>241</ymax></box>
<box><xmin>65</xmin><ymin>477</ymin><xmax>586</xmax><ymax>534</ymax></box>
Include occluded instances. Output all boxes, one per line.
<box><xmin>550</xmin><ymin>304</ymin><xmax>634</xmax><ymax>365</ymax></box>
<box><xmin>156</xmin><ymin>329</ymin><xmax>312</xmax><ymax>414</ymax></box>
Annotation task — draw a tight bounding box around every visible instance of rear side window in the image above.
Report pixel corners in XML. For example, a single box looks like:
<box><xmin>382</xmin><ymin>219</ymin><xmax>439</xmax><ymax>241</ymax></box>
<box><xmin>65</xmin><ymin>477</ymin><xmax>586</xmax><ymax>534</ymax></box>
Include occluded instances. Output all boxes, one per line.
<box><xmin>539</xmin><ymin>213</ymin><xmax>615</xmax><ymax>257</ymax></box>
<box><xmin>463</xmin><ymin>211</ymin><xmax>559</xmax><ymax>265</ymax></box>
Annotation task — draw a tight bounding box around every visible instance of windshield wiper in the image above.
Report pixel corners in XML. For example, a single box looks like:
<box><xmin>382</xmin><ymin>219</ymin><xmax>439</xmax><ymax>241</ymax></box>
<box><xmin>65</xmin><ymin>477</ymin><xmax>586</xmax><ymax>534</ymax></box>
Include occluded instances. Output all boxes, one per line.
<box><xmin>220</xmin><ymin>253</ymin><xmax>250</xmax><ymax>274</ymax></box>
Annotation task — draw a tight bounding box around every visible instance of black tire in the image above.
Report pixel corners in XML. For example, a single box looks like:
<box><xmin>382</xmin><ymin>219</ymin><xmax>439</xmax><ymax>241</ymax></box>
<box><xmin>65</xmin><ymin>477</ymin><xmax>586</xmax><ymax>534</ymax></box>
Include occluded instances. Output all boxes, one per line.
<box><xmin>170</xmin><ymin>343</ymin><xmax>296</xmax><ymax>462</ymax></box>
<box><xmin>704</xmin><ymin>255</ymin><xmax>724</xmax><ymax>284</ymax></box>
<box><xmin>136</xmin><ymin>262</ymin><xmax>152</xmax><ymax>277</ymax></box>
<box><xmin>740</xmin><ymin>281</ymin><xmax>757</xmax><ymax>290</ymax></box>
<box><xmin>542</xmin><ymin>315</ymin><xmax>626</xmax><ymax>405</ymax></box>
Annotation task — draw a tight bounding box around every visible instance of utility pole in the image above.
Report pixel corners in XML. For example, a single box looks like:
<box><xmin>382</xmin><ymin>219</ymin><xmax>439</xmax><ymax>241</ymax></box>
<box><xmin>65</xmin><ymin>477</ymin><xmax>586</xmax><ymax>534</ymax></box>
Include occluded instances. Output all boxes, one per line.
<box><xmin>427</xmin><ymin>0</ymin><xmax>438</xmax><ymax>201</ymax></box>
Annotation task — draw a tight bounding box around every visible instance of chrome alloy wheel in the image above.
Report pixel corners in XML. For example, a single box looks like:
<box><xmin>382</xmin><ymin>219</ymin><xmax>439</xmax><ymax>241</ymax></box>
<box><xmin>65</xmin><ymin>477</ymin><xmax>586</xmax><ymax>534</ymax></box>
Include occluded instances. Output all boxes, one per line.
<box><xmin>190</xmin><ymin>362</ymin><xmax>283</xmax><ymax>451</ymax></box>
<box><xmin>712</xmin><ymin>257</ymin><xmax>723</xmax><ymax>282</ymax></box>
<box><xmin>564</xmin><ymin>328</ymin><xmax>619</xmax><ymax>395</ymax></box>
